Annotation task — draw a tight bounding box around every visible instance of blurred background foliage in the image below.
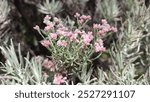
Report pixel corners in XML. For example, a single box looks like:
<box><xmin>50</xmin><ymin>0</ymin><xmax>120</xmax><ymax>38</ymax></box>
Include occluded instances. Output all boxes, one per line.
<box><xmin>0</xmin><ymin>0</ymin><xmax>150</xmax><ymax>84</ymax></box>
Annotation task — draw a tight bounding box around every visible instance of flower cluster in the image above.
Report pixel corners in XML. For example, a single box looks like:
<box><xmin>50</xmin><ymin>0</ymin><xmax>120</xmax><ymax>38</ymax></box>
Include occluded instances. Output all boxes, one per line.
<box><xmin>33</xmin><ymin>13</ymin><xmax>117</xmax><ymax>85</ymax></box>
<box><xmin>94</xmin><ymin>39</ymin><xmax>106</xmax><ymax>52</ymax></box>
<box><xmin>53</xmin><ymin>73</ymin><xmax>67</xmax><ymax>85</ymax></box>
<box><xmin>93</xmin><ymin>19</ymin><xmax>117</xmax><ymax>36</ymax></box>
<box><xmin>40</xmin><ymin>40</ymin><xmax>51</xmax><ymax>48</ymax></box>
<box><xmin>74</xmin><ymin>13</ymin><xmax>91</xmax><ymax>24</ymax></box>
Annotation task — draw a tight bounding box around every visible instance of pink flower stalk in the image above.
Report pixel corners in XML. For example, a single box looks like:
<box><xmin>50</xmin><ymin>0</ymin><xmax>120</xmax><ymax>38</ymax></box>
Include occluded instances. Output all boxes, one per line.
<box><xmin>33</xmin><ymin>25</ymin><xmax>40</xmax><ymax>30</ymax></box>
<box><xmin>53</xmin><ymin>73</ymin><xmax>67</xmax><ymax>85</ymax></box>
<box><xmin>50</xmin><ymin>33</ymin><xmax>57</xmax><ymax>40</ymax></box>
<box><xmin>40</xmin><ymin>40</ymin><xmax>50</xmax><ymax>48</ymax></box>
<box><xmin>57</xmin><ymin>40</ymin><xmax>67</xmax><ymax>47</ymax></box>
<box><xmin>42</xmin><ymin>58</ymin><xmax>56</xmax><ymax>71</ymax></box>
<box><xmin>82</xmin><ymin>32</ymin><xmax>93</xmax><ymax>45</ymax></box>
<box><xmin>94</xmin><ymin>39</ymin><xmax>106</xmax><ymax>52</ymax></box>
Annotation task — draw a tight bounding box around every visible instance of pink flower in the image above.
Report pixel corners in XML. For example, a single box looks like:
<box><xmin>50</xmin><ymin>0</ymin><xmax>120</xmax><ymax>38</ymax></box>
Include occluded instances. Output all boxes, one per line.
<box><xmin>102</xmin><ymin>23</ymin><xmax>111</xmax><ymax>31</ymax></box>
<box><xmin>44</xmin><ymin>15</ymin><xmax>51</xmax><ymax>20</ymax></box>
<box><xmin>93</xmin><ymin>24</ymin><xmax>101</xmax><ymax>29</ymax></box>
<box><xmin>82</xmin><ymin>32</ymin><xmax>93</xmax><ymax>45</ymax></box>
<box><xmin>57</xmin><ymin>40</ymin><xmax>67</xmax><ymax>47</ymax></box>
<box><xmin>64</xmin><ymin>31</ymin><xmax>72</xmax><ymax>37</ymax></box>
<box><xmin>94</xmin><ymin>39</ymin><xmax>106</xmax><ymax>52</ymax></box>
<box><xmin>74</xmin><ymin>12</ymin><xmax>80</xmax><ymax>18</ymax></box>
<box><xmin>97</xmin><ymin>30</ymin><xmax>105</xmax><ymax>36</ymax></box>
<box><xmin>43</xmin><ymin>15</ymin><xmax>51</xmax><ymax>25</ymax></box>
<box><xmin>44</xmin><ymin>23</ymin><xmax>54</xmax><ymax>32</ymax></box>
<box><xmin>80</xmin><ymin>15</ymin><xmax>91</xmax><ymax>20</ymax></box>
<box><xmin>54</xmin><ymin>17</ymin><xmax>59</xmax><ymax>23</ymax></box>
<box><xmin>56</xmin><ymin>29</ymin><xmax>65</xmax><ymax>35</ymax></box>
<box><xmin>53</xmin><ymin>73</ymin><xmax>67</xmax><ymax>85</ymax></box>
<box><xmin>78</xmin><ymin>15</ymin><xmax>91</xmax><ymax>24</ymax></box>
<box><xmin>56</xmin><ymin>27</ymin><xmax>69</xmax><ymax>37</ymax></box>
<box><xmin>111</xmin><ymin>27</ymin><xmax>118</xmax><ymax>32</ymax></box>
<box><xmin>101</xmin><ymin>19</ymin><xmax>107</xmax><ymax>24</ymax></box>
<box><xmin>70</xmin><ymin>33</ymin><xmax>78</xmax><ymax>42</ymax></box>
<box><xmin>79</xmin><ymin>19</ymin><xmax>84</xmax><ymax>24</ymax></box>
<box><xmin>33</xmin><ymin>25</ymin><xmax>40</xmax><ymax>30</ymax></box>
<box><xmin>50</xmin><ymin>33</ymin><xmax>57</xmax><ymax>40</ymax></box>
<box><xmin>42</xmin><ymin>58</ymin><xmax>55</xmax><ymax>71</ymax></box>
<box><xmin>40</xmin><ymin>40</ymin><xmax>50</xmax><ymax>48</ymax></box>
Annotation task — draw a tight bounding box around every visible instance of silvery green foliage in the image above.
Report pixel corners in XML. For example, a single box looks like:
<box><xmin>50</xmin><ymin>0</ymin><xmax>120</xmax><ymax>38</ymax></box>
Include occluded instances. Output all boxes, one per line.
<box><xmin>0</xmin><ymin>40</ymin><xmax>48</xmax><ymax>85</ymax></box>
<box><xmin>122</xmin><ymin>1</ymin><xmax>150</xmax><ymax>74</ymax></box>
<box><xmin>104</xmin><ymin>1</ymin><xmax>150</xmax><ymax>85</ymax></box>
<box><xmin>0</xmin><ymin>0</ymin><xmax>11</xmax><ymax>44</ymax></box>
<box><xmin>96</xmin><ymin>0</ymin><xmax>119</xmax><ymax>21</ymax></box>
<box><xmin>38</xmin><ymin>0</ymin><xmax>63</xmax><ymax>15</ymax></box>
<box><xmin>108</xmin><ymin>46</ymin><xmax>149</xmax><ymax>85</ymax></box>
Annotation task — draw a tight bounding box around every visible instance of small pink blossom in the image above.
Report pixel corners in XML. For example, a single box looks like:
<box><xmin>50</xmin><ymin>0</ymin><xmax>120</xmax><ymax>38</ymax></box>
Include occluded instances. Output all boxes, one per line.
<box><xmin>56</xmin><ymin>29</ymin><xmax>65</xmax><ymax>36</ymax></box>
<box><xmin>97</xmin><ymin>30</ymin><xmax>105</xmax><ymax>36</ymax></box>
<box><xmin>79</xmin><ymin>19</ymin><xmax>84</xmax><ymax>24</ymax></box>
<box><xmin>43</xmin><ymin>15</ymin><xmax>51</xmax><ymax>25</ymax></box>
<box><xmin>57</xmin><ymin>40</ymin><xmax>67</xmax><ymax>47</ymax></box>
<box><xmin>44</xmin><ymin>23</ymin><xmax>54</xmax><ymax>32</ymax></box>
<box><xmin>82</xmin><ymin>32</ymin><xmax>93</xmax><ymax>45</ymax></box>
<box><xmin>53</xmin><ymin>73</ymin><xmax>67</xmax><ymax>85</ymax></box>
<box><xmin>42</xmin><ymin>58</ymin><xmax>55</xmax><ymax>71</ymax></box>
<box><xmin>80</xmin><ymin>15</ymin><xmax>91</xmax><ymax>20</ymax></box>
<box><xmin>102</xmin><ymin>23</ymin><xmax>111</xmax><ymax>31</ymax></box>
<box><xmin>54</xmin><ymin>17</ymin><xmax>59</xmax><ymax>23</ymax></box>
<box><xmin>74</xmin><ymin>12</ymin><xmax>80</xmax><ymax>18</ymax></box>
<box><xmin>44</xmin><ymin>15</ymin><xmax>51</xmax><ymax>21</ymax></box>
<box><xmin>93</xmin><ymin>24</ymin><xmax>101</xmax><ymax>29</ymax></box>
<box><xmin>94</xmin><ymin>39</ymin><xmax>106</xmax><ymax>52</ymax></box>
<box><xmin>64</xmin><ymin>31</ymin><xmax>72</xmax><ymax>37</ymax></box>
<box><xmin>111</xmin><ymin>27</ymin><xmax>118</xmax><ymax>32</ymax></box>
<box><xmin>70</xmin><ymin>33</ymin><xmax>78</xmax><ymax>42</ymax></box>
<box><xmin>33</xmin><ymin>25</ymin><xmax>40</xmax><ymax>30</ymax></box>
<box><xmin>50</xmin><ymin>33</ymin><xmax>57</xmax><ymax>40</ymax></box>
<box><xmin>40</xmin><ymin>40</ymin><xmax>50</xmax><ymax>48</ymax></box>
<box><xmin>101</xmin><ymin>19</ymin><xmax>107</xmax><ymax>24</ymax></box>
